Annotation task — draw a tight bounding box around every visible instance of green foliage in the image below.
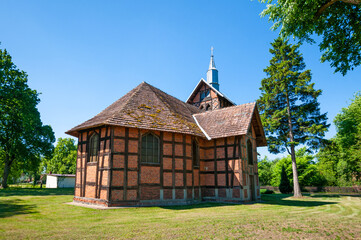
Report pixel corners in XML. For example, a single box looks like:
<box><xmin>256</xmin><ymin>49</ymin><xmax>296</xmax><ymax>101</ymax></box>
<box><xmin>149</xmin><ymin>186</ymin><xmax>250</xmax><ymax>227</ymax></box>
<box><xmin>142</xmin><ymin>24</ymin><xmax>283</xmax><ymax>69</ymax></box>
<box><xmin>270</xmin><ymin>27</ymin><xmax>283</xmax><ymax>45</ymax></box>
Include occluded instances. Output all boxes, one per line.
<box><xmin>259</xmin><ymin>0</ymin><xmax>361</xmax><ymax>75</ymax></box>
<box><xmin>258</xmin><ymin>37</ymin><xmax>329</xmax><ymax>155</ymax></box>
<box><xmin>260</xmin><ymin>189</ymin><xmax>275</xmax><ymax>194</ymax></box>
<box><xmin>271</xmin><ymin>148</ymin><xmax>325</xmax><ymax>187</ymax></box>
<box><xmin>317</xmin><ymin>92</ymin><xmax>361</xmax><ymax>186</ymax></box>
<box><xmin>258</xmin><ymin>156</ymin><xmax>277</xmax><ymax>185</ymax></box>
<box><xmin>258</xmin><ymin>148</ymin><xmax>326</xmax><ymax>187</ymax></box>
<box><xmin>42</xmin><ymin>138</ymin><xmax>77</xmax><ymax>174</ymax></box>
<box><xmin>0</xmin><ymin>48</ymin><xmax>55</xmax><ymax>188</ymax></box>
<box><xmin>279</xmin><ymin>165</ymin><xmax>292</xmax><ymax>194</ymax></box>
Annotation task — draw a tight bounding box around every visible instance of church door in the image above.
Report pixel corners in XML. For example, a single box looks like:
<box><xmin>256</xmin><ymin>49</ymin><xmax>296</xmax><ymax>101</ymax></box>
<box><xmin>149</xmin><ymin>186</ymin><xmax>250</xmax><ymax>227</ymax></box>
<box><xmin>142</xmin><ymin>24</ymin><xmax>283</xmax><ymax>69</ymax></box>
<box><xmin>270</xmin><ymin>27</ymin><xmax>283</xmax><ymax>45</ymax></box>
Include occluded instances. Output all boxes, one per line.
<box><xmin>249</xmin><ymin>175</ymin><xmax>256</xmax><ymax>201</ymax></box>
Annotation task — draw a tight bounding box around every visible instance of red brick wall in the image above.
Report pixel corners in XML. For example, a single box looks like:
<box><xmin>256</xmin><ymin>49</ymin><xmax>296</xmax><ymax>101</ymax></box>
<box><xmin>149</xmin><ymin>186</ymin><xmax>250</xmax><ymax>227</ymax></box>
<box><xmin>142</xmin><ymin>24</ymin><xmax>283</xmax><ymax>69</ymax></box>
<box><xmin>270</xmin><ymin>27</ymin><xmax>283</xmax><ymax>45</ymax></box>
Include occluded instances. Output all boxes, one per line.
<box><xmin>74</xmin><ymin>124</ymin><xmax>260</xmax><ymax>205</ymax></box>
<box><xmin>75</xmin><ymin>126</ymin><xmax>111</xmax><ymax>202</ymax></box>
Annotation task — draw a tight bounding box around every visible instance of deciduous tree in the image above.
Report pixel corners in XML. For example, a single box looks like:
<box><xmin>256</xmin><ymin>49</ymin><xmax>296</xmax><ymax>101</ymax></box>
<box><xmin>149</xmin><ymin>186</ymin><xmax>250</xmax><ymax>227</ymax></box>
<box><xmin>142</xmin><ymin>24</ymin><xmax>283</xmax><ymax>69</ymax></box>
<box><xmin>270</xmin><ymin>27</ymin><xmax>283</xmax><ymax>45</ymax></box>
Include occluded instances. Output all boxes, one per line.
<box><xmin>258</xmin><ymin>37</ymin><xmax>329</xmax><ymax>197</ymax></box>
<box><xmin>259</xmin><ymin>0</ymin><xmax>361</xmax><ymax>75</ymax></box>
<box><xmin>318</xmin><ymin>92</ymin><xmax>361</xmax><ymax>185</ymax></box>
<box><xmin>42</xmin><ymin>138</ymin><xmax>77</xmax><ymax>174</ymax></box>
<box><xmin>0</xmin><ymin>48</ymin><xmax>55</xmax><ymax>188</ymax></box>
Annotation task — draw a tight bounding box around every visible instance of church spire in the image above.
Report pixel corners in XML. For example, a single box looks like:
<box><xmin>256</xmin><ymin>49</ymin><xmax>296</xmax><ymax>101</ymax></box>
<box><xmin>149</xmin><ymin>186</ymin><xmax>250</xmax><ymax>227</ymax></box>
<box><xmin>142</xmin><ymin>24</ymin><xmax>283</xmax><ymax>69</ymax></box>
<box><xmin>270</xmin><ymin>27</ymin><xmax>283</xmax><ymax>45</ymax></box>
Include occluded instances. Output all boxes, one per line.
<box><xmin>207</xmin><ymin>46</ymin><xmax>219</xmax><ymax>90</ymax></box>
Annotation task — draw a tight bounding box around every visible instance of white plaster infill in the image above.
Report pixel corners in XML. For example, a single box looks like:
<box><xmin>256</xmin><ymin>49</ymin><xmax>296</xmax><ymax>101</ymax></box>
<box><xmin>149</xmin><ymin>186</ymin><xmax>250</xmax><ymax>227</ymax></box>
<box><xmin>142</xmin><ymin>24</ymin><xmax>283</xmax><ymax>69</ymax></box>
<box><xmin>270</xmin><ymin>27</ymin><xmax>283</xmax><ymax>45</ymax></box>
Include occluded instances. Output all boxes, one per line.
<box><xmin>192</xmin><ymin>115</ymin><xmax>211</xmax><ymax>140</ymax></box>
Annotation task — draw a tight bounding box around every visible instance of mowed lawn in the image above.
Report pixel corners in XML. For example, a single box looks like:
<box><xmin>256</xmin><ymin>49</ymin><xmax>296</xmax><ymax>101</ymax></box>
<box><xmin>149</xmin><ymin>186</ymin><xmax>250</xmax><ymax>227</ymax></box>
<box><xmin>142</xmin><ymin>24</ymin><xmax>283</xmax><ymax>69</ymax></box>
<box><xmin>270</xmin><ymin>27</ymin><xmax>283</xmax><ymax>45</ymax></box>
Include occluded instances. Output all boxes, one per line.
<box><xmin>0</xmin><ymin>188</ymin><xmax>360</xmax><ymax>239</ymax></box>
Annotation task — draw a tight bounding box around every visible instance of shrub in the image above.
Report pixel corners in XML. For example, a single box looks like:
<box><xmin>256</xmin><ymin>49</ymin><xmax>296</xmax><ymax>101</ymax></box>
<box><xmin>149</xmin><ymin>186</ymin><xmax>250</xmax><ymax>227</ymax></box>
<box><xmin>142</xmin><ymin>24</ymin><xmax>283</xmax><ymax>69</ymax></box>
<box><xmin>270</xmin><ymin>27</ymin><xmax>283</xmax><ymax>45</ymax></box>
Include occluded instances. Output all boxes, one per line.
<box><xmin>261</xmin><ymin>189</ymin><xmax>275</xmax><ymax>194</ymax></box>
<box><xmin>279</xmin><ymin>165</ymin><xmax>293</xmax><ymax>194</ymax></box>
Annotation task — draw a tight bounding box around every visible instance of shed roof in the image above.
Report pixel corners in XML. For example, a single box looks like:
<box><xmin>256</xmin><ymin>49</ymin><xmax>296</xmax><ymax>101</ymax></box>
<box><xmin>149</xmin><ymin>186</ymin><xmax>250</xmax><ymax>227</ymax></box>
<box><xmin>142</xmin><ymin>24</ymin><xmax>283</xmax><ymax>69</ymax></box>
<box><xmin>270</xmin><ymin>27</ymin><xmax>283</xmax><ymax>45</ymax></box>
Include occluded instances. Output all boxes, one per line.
<box><xmin>47</xmin><ymin>174</ymin><xmax>76</xmax><ymax>177</ymax></box>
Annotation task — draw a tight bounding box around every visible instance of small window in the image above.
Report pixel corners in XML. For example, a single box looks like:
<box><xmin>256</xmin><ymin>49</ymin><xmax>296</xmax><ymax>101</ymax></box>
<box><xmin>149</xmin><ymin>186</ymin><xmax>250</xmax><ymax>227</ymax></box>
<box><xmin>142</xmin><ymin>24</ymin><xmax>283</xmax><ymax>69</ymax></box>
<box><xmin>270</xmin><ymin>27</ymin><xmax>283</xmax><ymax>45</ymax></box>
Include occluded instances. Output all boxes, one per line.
<box><xmin>247</xmin><ymin>139</ymin><xmax>253</xmax><ymax>165</ymax></box>
<box><xmin>200</xmin><ymin>91</ymin><xmax>206</xmax><ymax>102</ymax></box>
<box><xmin>88</xmin><ymin>133</ymin><xmax>99</xmax><ymax>162</ymax></box>
<box><xmin>141</xmin><ymin>133</ymin><xmax>160</xmax><ymax>163</ymax></box>
<box><xmin>192</xmin><ymin>140</ymin><xmax>200</xmax><ymax>167</ymax></box>
<box><xmin>205</xmin><ymin>104</ymin><xmax>211</xmax><ymax>111</ymax></box>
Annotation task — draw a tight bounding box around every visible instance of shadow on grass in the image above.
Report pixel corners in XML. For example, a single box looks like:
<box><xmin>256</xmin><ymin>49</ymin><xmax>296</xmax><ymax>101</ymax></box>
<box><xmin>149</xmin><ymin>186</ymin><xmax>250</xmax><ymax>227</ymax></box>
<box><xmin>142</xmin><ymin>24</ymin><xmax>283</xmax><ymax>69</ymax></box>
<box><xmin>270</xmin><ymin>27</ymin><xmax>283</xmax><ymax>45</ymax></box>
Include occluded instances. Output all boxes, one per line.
<box><xmin>309</xmin><ymin>193</ymin><xmax>361</xmax><ymax>198</ymax></box>
<box><xmin>162</xmin><ymin>193</ymin><xmax>340</xmax><ymax>210</ymax></box>
<box><xmin>161</xmin><ymin>202</ymin><xmax>232</xmax><ymax>210</ymax></box>
<box><xmin>0</xmin><ymin>199</ymin><xmax>37</xmax><ymax>218</ymax></box>
<box><xmin>261</xmin><ymin>193</ymin><xmax>338</xmax><ymax>207</ymax></box>
<box><xmin>0</xmin><ymin>187</ymin><xmax>74</xmax><ymax>197</ymax></box>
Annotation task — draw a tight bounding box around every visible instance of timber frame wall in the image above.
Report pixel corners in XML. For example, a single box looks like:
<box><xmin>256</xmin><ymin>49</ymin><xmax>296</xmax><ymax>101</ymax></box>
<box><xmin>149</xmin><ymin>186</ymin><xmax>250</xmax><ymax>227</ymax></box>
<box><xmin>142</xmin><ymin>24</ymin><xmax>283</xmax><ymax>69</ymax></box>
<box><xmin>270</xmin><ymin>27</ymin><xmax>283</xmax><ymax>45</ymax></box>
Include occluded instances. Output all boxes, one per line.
<box><xmin>73</xmin><ymin>125</ymin><xmax>260</xmax><ymax>207</ymax></box>
<box><xmin>190</xmin><ymin>84</ymin><xmax>233</xmax><ymax>111</ymax></box>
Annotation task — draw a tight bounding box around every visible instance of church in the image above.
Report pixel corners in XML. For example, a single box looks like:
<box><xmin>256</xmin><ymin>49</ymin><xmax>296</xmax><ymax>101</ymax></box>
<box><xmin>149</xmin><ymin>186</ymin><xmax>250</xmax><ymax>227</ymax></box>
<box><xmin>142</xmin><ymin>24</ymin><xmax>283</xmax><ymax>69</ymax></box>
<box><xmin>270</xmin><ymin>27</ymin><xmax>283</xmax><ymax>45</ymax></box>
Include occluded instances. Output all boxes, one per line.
<box><xmin>66</xmin><ymin>50</ymin><xmax>267</xmax><ymax>207</ymax></box>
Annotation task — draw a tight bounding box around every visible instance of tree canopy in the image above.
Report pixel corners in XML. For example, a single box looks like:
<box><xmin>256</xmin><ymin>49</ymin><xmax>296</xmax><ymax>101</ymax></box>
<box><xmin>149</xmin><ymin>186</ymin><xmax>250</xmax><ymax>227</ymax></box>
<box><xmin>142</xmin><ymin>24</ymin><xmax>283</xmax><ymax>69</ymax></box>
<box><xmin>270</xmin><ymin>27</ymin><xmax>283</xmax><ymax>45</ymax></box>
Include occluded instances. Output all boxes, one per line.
<box><xmin>318</xmin><ymin>92</ymin><xmax>361</xmax><ymax>186</ymax></box>
<box><xmin>0</xmin><ymin>48</ymin><xmax>55</xmax><ymax>188</ymax></box>
<box><xmin>259</xmin><ymin>0</ymin><xmax>361</xmax><ymax>75</ymax></box>
<box><xmin>42</xmin><ymin>138</ymin><xmax>77</xmax><ymax>174</ymax></box>
<box><xmin>258</xmin><ymin>37</ymin><xmax>329</xmax><ymax>197</ymax></box>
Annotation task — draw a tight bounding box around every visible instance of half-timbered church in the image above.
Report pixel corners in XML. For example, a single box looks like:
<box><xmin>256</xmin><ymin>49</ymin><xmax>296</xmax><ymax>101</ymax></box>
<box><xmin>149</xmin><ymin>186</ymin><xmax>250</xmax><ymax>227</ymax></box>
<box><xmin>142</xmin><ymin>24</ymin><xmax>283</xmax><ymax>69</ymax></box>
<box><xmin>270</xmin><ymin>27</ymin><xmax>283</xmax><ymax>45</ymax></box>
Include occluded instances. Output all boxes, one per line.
<box><xmin>66</xmin><ymin>50</ymin><xmax>267</xmax><ymax>207</ymax></box>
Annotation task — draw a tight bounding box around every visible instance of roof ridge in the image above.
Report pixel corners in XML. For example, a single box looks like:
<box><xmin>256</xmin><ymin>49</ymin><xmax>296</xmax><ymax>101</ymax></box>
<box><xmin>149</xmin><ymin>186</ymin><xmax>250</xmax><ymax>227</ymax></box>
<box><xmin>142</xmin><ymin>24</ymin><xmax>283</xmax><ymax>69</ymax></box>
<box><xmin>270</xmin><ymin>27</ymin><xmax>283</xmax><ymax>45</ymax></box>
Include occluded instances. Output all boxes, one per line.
<box><xmin>146</xmin><ymin>82</ymin><xmax>201</xmax><ymax>113</ymax></box>
<box><xmin>193</xmin><ymin>102</ymin><xmax>256</xmax><ymax>116</ymax></box>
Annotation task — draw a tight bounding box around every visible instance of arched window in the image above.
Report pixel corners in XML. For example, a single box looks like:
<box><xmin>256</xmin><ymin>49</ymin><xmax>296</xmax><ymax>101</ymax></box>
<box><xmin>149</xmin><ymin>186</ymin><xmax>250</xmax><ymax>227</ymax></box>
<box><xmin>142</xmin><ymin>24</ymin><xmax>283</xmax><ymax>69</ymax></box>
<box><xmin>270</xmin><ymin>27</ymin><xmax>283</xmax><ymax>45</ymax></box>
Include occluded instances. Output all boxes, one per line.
<box><xmin>192</xmin><ymin>140</ymin><xmax>200</xmax><ymax>167</ymax></box>
<box><xmin>141</xmin><ymin>133</ymin><xmax>160</xmax><ymax>163</ymax></box>
<box><xmin>247</xmin><ymin>139</ymin><xmax>253</xmax><ymax>165</ymax></box>
<box><xmin>88</xmin><ymin>133</ymin><xmax>99</xmax><ymax>162</ymax></box>
<box><xmin>205</xmin><ymin>104</ymin><xmax>211</xmax><ymax>111</ymax></box>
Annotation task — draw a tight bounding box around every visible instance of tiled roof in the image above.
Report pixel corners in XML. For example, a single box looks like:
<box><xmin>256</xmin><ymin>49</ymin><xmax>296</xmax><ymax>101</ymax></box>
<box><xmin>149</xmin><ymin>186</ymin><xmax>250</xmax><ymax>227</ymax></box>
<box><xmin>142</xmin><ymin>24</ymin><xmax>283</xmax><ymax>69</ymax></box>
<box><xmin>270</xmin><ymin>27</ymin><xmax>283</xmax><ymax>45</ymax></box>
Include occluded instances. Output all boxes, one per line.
<box><xmin>193</xmin><ymin>103</ymin><xmax>256</xmax><ymax>139</ymax></box>
<box><xmin>66</xmin><ymin>82</ymin><xmax>266</xmax><ymax>146</ymax></box>
<box><xmin>66</xmin><ymin>82</ymin><xmax>204</xmax><ymax>137</ymax></box>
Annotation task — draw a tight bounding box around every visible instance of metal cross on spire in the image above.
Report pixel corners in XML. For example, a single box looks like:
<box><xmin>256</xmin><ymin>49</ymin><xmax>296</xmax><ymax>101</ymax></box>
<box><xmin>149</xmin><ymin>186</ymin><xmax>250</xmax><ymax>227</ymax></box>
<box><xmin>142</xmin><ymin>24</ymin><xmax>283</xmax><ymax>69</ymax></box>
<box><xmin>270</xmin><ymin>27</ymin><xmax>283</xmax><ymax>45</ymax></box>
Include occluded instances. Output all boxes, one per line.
<box><xmin>211</xmin><ymin>46</ymin><xmax>214</xmax><ymax>56</ymax></box>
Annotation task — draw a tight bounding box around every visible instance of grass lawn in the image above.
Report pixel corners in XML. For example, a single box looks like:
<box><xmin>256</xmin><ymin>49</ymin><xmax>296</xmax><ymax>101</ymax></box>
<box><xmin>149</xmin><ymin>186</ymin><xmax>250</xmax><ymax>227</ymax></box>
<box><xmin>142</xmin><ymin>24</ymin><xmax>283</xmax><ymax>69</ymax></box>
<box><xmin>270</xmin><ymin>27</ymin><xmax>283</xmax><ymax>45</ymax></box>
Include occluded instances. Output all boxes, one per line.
<box><xmin>0</xmin><ymin>188</ymin><xmax>360</xmax><ymax>239</ymax></box>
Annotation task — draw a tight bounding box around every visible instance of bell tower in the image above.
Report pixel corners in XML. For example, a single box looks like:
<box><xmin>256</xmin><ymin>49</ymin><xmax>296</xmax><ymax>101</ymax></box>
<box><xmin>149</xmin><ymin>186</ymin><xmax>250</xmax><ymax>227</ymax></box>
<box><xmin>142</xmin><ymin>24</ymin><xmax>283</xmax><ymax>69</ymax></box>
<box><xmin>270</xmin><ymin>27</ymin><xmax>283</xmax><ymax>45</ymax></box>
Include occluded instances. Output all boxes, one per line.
<box><xmin>206</xmin><ymin>47</ymin><xmax>219</xmax><ymax>91</ymax></box>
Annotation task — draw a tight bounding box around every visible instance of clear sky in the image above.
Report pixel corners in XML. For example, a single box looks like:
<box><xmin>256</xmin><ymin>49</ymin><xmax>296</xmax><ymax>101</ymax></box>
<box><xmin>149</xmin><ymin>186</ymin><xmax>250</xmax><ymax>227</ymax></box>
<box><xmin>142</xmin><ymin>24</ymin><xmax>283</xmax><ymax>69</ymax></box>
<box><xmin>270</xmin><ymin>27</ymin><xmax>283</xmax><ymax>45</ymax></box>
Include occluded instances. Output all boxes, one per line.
<box><xmin>1</xmin><ymin>0</ymin><xmax>360</xmax><ymax>159</ymax></box>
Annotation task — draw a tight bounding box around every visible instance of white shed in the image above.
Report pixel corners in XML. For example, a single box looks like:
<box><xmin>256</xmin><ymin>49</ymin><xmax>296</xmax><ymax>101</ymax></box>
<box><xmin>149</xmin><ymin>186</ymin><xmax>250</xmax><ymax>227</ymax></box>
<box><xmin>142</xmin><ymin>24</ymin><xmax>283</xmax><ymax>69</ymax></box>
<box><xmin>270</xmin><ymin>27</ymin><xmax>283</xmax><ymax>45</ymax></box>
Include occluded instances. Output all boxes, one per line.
<box><xmin>46</xmin><ymin>174</ymin><xmax>75</xmax><ymax>188</ymax></box>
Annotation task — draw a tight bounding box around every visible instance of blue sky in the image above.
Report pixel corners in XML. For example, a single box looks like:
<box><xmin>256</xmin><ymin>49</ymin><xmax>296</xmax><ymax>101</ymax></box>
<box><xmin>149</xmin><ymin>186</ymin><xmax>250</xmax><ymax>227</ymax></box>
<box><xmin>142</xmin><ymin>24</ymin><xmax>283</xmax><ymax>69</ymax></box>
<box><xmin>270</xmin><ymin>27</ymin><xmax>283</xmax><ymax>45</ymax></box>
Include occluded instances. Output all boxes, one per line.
<box><xmin>1</xmin><ymin>0</ymin><xmax>360</xmax><ymax>159</ymax></box>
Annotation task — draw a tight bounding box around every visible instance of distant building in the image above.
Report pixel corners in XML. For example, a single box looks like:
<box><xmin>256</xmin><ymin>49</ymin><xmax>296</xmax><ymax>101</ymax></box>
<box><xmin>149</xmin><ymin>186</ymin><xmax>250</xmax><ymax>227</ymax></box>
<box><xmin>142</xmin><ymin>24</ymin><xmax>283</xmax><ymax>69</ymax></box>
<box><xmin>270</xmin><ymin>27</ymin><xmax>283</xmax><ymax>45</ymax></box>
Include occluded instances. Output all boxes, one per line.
<box><xmin>66</xmin><ymin>49</ymin><xmax>267</xmax><ymax>207</ymax></box>
<box><xmin>46</xmin><ymin>174</ymin><xmax>75</xmax><ymax>188</ymax></box>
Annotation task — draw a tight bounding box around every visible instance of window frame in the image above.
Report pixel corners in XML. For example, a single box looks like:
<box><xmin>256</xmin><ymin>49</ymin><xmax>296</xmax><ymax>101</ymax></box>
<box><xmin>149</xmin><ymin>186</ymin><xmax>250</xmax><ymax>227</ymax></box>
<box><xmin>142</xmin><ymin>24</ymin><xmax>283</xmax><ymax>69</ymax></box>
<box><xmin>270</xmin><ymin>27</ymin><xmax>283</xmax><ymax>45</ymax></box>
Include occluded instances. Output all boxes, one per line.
<box><xmin>88</xmin><ymin>132</ymin><xmax>99</xmax><ymax>163</ymax></box>
<box><xmin>141</xmin><ymin>132</ymin><xmax>160</xmax><ymax>164</ymax></box>
<box><xmin>247</xmin><ymin>139</ymin><xmax>253</xmax><ymax>165</ymax></box>
<box><xmin>192</xmin><ymin>139</ymin><xmax>200</xmax><ymax>168</ymax></box>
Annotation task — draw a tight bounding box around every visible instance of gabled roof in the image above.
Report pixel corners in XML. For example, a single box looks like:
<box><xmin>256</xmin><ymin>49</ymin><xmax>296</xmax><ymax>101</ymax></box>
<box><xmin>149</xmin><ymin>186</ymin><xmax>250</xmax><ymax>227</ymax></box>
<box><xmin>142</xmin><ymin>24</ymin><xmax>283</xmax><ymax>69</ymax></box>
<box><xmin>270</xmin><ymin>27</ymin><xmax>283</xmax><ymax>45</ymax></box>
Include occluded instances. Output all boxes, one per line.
<box><xmin>66</xmin><ymin>82</ymin><xmax>204</xmax><ymax>137</ymax></box>
<box><xmin>186</xmin><ymin>78</ymin><xmax>236</xmax><ymax>105</ymax></box>
<box><xmin>193</xmin><ymin>102</ymin><xmax>267</xmax><ymax>146</ymax></box>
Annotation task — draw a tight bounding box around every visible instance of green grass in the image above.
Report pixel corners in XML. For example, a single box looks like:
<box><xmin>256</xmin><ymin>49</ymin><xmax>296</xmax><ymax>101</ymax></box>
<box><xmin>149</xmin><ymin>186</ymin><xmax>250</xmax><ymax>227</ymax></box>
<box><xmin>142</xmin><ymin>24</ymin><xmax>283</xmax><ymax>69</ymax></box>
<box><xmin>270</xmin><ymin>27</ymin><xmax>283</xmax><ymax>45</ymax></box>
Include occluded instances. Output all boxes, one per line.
<box><xmin>0</xmin><ymin>188</ymin><xmax>360</xmax><ymax>239</ymax></box>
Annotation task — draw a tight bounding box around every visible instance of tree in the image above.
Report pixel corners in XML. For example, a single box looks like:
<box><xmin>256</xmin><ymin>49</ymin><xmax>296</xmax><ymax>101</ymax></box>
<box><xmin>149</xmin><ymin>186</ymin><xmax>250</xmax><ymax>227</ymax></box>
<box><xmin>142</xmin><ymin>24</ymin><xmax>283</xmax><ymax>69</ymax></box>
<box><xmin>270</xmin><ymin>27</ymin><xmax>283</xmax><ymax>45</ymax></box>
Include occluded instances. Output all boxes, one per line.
<box><xmin>0</xmin><ymin>48</ymin><xmax>55</xmax><ymax>188</ymax></box>
<box><xmin>279</xmin><ymin>165</ymin><xmax>293</xmax><ymax>194</ymax></box>
<box><xmin>259</xmin><ymin>0</ymin><xmax>361</xmax><ymax>75</ymax></box>
<box><xmin>42</xmin><ymin>138</ymin><xmax>77</xmax><ymax>174</ymax></box>
<box><xmin>258</xmin><ymin>156</ymin><xmax>277</xmax><ymax>185</ymax></box>
<box><xmin>318</xmin><ymin>92</ymin><xmax>361</xmax><ymax>185</ymax></box>
<box><xmin>270</xmin><ymin>148</ymin><xmax>326</xmax><ymax>187</ymax></box>
<box><xmin>258</xmin><ymin>37</ymin><xmax>329</xmax><ymax>197</ymax></box>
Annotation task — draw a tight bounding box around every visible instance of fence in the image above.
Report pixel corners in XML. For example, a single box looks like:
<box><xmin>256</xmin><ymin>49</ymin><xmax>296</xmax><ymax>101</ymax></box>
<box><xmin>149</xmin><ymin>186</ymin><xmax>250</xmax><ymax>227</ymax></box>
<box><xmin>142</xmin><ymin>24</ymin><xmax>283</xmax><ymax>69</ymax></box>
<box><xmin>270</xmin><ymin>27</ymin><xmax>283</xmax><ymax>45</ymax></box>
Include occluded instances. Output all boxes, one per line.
<box><xmin>261</xmin><ymin>186</ymin><xmax>361</xmax><ymax>194</ymax></box>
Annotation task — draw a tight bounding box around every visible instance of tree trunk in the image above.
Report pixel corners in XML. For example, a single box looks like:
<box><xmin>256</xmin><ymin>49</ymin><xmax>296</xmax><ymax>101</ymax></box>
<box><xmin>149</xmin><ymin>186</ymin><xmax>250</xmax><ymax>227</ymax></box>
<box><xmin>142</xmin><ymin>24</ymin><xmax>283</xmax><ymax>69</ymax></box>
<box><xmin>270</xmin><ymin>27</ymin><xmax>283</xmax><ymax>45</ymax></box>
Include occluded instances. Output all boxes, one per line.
<box><xmin>290</xmin><ymin>145</ymin><xmax>302</xmax><ymax>197</ymax></box>
<box><xmin>1</xmin><ymin>160</ymin><xmax>11</xmax><ymax>189</ymax></box>
<box><xmin>285</xmin><ymin>92</ymin><xmax>303</xmax><ymax>198</ymax></box>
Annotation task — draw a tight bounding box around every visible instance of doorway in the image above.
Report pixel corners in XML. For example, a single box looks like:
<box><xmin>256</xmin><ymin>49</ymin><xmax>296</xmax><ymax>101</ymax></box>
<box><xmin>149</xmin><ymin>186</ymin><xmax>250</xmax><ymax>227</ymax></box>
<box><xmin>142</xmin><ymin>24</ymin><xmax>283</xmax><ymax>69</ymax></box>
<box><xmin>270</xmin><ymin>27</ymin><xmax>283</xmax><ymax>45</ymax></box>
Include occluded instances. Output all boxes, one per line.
<box><xmin>249</xmin><ymin>175</ymin><xmax>256</xmax><ymax>201</ymax></box>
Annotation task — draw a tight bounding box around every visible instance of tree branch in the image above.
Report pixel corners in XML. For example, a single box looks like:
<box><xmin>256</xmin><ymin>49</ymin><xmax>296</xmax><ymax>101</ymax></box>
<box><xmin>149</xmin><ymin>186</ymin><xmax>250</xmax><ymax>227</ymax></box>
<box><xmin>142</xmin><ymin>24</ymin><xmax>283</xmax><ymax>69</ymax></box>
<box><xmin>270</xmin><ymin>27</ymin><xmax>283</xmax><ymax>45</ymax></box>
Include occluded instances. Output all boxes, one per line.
<box><xmin>315</xmin><ymin>0</ymin><xmax>361</xmax><ymax>19</ymax></box>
